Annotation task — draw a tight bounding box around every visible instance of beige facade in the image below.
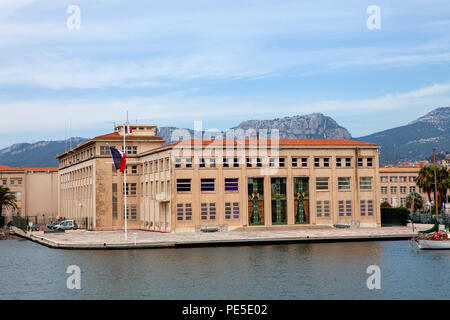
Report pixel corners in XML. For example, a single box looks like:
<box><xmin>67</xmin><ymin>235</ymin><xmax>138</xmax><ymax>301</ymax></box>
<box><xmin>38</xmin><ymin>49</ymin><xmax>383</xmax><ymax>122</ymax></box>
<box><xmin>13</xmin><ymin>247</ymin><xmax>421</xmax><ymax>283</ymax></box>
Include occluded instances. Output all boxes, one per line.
<box><xmin>0</xmin><ymin>166</ymin><xmax>58</xmax><ymax>222</ymax></box>
<box><xmin>57</xmin><ymin>127</ymin><xmax>382</xmax><ymax>232</ymax></box>
<box><xmin>379</xmin><ymin>167</ymin><xmax>428</xmax><ymax>207</ymax></box>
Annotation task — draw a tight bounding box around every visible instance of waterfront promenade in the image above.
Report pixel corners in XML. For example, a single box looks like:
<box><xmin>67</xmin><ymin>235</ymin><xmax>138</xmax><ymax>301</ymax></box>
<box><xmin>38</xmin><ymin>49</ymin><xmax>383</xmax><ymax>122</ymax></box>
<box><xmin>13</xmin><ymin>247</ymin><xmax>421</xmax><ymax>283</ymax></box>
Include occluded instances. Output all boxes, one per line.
<box><xmin>13</xmin><ymin>224</ymin><xmax>431</xmax><ymax>249</ymax></box>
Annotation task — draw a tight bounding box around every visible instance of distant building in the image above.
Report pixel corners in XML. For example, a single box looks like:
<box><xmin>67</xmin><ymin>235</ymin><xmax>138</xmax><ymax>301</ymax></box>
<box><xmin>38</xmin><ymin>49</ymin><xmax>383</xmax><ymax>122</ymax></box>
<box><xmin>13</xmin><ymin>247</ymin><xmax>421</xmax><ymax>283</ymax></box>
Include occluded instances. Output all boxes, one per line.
<box><xmin>57</xmin><ymin>125</ymin><xmax>382</xmax><ymax>232</ymax></box>
<box><xmin>0</xmin><ymin>166</ymin><xmax>58</xmax><ymax>222</ymax></box>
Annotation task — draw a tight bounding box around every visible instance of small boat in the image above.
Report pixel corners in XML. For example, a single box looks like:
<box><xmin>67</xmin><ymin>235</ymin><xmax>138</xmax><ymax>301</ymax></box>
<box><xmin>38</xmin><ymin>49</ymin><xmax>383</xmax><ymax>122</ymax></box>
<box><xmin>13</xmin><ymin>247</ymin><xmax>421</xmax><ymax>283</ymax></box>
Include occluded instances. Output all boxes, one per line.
<box><xmin>200</xmin><ymin>227</ymin><xmax>219</xmax><ymax>233</ymax></box>
<box><xmin>333</xmin><ymin>224</ymin><xmax>351</xmax><ymax>229</ymax></box>
<box><xmin>416</xmin><ymin>238</ymin><xmax>450</xmax><ymax>250</ymax></box>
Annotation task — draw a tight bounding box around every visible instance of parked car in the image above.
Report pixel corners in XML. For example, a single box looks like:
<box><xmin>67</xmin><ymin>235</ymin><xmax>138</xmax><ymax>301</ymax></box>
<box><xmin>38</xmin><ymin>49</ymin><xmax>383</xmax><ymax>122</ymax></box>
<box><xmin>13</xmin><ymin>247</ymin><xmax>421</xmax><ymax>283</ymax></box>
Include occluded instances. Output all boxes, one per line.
<box><xmin>47</xmin><ymin>221</ymin><xmax>62</xmax><ymax>230</ymax></box>
<box><xmin>30</xmin><ymin>224</ymin><xmax>40</xmax><ymax>231</ymax></box>
<box><xmin>54</xmin><ymin>220</ymin><xmax>78</xmax><ymax>230</ymax></box>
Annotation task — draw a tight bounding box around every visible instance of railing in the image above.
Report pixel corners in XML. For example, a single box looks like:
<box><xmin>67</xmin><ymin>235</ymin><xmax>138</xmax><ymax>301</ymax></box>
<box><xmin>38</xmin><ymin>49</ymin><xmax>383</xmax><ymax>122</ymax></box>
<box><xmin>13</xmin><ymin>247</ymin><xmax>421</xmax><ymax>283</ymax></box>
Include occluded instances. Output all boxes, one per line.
<box><xmin>410</xmin><ymin>213</ymin><xmax>450</xmax><ymax>225</ymax></box>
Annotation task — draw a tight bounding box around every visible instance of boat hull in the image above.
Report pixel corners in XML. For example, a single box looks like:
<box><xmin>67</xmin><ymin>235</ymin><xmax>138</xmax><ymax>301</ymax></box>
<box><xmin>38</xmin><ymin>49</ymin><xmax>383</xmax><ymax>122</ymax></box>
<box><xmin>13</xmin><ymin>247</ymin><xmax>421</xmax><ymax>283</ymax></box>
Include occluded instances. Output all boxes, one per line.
<box><xmin>417</xmin><ymin>239</ymin><xmax>450</xmax><ymax>250</ymax></box>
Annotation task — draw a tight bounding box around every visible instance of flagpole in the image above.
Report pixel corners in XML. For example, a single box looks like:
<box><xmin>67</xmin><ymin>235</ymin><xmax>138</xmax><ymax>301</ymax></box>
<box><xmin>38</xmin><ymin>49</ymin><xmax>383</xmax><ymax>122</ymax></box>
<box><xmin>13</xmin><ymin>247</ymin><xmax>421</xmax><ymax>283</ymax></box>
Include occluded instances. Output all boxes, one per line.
<box><xmin>124</xmin><ymin>113</ymin><xmax>128</xmax><ymax>240</ymax></box>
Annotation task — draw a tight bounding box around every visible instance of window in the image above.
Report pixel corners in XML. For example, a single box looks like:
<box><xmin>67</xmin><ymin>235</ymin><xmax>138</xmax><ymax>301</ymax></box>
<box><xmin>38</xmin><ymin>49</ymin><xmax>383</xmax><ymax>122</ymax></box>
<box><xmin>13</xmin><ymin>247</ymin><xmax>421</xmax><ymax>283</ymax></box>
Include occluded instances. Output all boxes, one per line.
<box><xmin>391</xmin><ymin>197</ymin><xmax>398</xmax><ymax>206</ymax></box>
<box><xmin>232</xmin><ymin>202</ymin><xmax>239</xmax><ymax>219</ymax></box>
<box><xmin>225</xmin><ymin>202</ymin><xmax>240</xmax><ymax>219</ymax></box>
<box><xmin>124</xmin><ymin>146</ymin><xmax>137</xmax><ymax>155</ymax></box>
<box><xmin>209</xmin><ymin>158</ymin><xmax>216</xmax><ymax>168</ymax></box>
<box><xmin>246</xmin><ymin>158</ymin><xmax>252</xmax><ymax>167</ymax></box>
<box><xmin>209</xmin><ymin>203</ymin><xmax>216</xmax><ymax>220</ymax></box>
<box><xmin>15</xmin><ymin>192</ymin><xmax>22</xmax><ymax>201</ymax></box>
<box><xmin>225</xmin><ymin>203</ymin><xmax>232</xmax><ymax>220</ymax></box>
<box><xmin>233</xmin><ymin>158</ymin><xmax>239</xmax><ymax>168</ymax></box>
<box><xmin>336</xmin><ymin>158</ymin><xmax>342</xmax><ymax>167</ymax></box>
<box><xmin>292</xmin><ymin>158</ymin><xmax>298</xmax><ymax>167</ymax></box>
<box><xmin>279</xmin><ymin>158</ymin><xmax>285</xmax><ymax>167</ymax></box>
<box><xmin>112</xmin><ymin>183</ymin><xmax>117</xmax><ymax>219</ymax></box>
<box><xmin>199</xmin><ymin>158</ymin><xmax>206</xmax><ymax>168</ymax></box>
<box><xmin>10</xmin><ymin>180</ymin><xmax>14</xmax><ymax>185</ymax></box>
<box><xmin>100</xmin><ymin>146</ymin><xmax>111</xmax><ymax>155</ymax></box>
<box><xmin>409</xmin><ymin>186</ymin><xmax>416</xmax><ymax>193</ymax></box>
<box><xmin>256</xmin><ymin>158</ymin><xmax>262</xmax><ymax>167</ymax></box>
<box><xmin>345</xmin><ymin>158</ymin><xmax>351</xmax><ymax>167</ymax></box>
<box><xmin>201</xmin><ymin>203</ymin><xmax>208</xmax><ymax>220</ymax></box>
<box><xmin>400</xmin><ymin>176</ymin><xmax>407</xmax><ymax>183</ymax></box>
<box><xmin>360</xmin><ymin>177</ymin><xmax>372</xmax><ymax>190</ymax></box>
<box><xmin>380</xmin><ymin>176</ymin><xmax>388</xmax><ymax>183</ymax></box>
<box><xmin>186</xmin><ymin>158</ymin><xmax>192</xmax><ymax>168</ymax></box>
<box><xmin>367</xmin><ymin>158</ymin><xmax>373</xmax><ymax>167</ymax></box>
<box><xmin>324</xmin><ymin>200</ymin><xmax>330</xmax><ymax>217</ymax></box>
<box><xmin>314</xmin><ymin>158</ymin><xmax>320</xmax><ymax>167</ymax></box>
<box><xmin>124</xmin><ymin>204</ymin><xmax>137</xmax><ymax>220</ymax></box>
<box><xmin>358</xmin><ymin>158</ymin><xmax>364</xmax><ymax>167</ymax></box>
<box><xmin>301</xmin><ymin>158</ymin><xmax>308</xmax><ymax>167</ymax></box>
<box><xmin>323</xmin><ymin>158</ymin><xmax>330</xmax><ymax>167</ymax></box>
<box><xmin>223</xmin><ymin>158</ymin><xmax>229</xmax><ymax>168</ymax></box>
<box><xmin>1</xmin><ymin>179</ymin><xmax>6</xmax><ymax>185</ymax></box>
<box><xmin>125</xmin><ymin>183</ymin><xmax>137</xmax><ymax>195</ymax></box>
<box><xmin>177</xmin><ymin>204</ymin><xmax>184</xmax><ymax>220</ymax></box>
<box><xmin>185</xmin><ymin>204</ymin><xmax>192</xmax><ymax>220</ymax></box>
<box><xmin>400</xmin><ymin>186</ymin><xmax>407</xmax><ymax>194</ymax></box>
<box><xmin>269</xmin><ymin>158</ymin><xmax>275</xmax><ymax>167</ymax></box>
<box><xmin>225</xmin><ymin>178</ymin><xmax>239</xmax><ymax>192</ymax></box>
<box><xmin>391</xmin><ymin>186</ymin><xmax>397</xmax><ymax>193</ymax></box>
<box><xmin>131</xmin><ymin>165</ymin><xmax>138</xmax><ymax>174</ymax></box>
<box><xmin>177</xmin><ymin>179</ymin><xmax>191</xmax><ymax>192</ymax></box>
<box><xmin>316</xmin><ymin>201</ymin><xmax>322</xmax><ymax>217</ymax></box>
<box><xmin>367</xmin><ymin>200</ymin><xmax>374</xmax><ymax>216</ymax></box>
<box><xmin>316</xmin><ymin>177</ymin><xmax>329</xmax><ymax>190</ymax></box>
<box><xmin>201</xmin><ymin>178</ymin><xmax>215</xmax><ymax>192</ymax></box>
<box><xmin>17</xmin><ymin>179</ymin><xmax>22</xmax><ymax>185</ymax></box>
<box><xmin>381</xmin><ymin>186</ymin><xmax>388</xmax><ymax>194</ymax></box>
<box><xmin>345</xmin><ymin>200</ymin><xmax>352</xmax><ymax>216</ymax></box>
<box><xmin>338</xmin><ymin>177</ymin><xmax>350</xmax><ymax>190</ymax></box>
<box><xmin>360</xmin><ymin>200</ymin><xmax>366</xmax><ymax>216</ymax></box>
<box><xmin>390</xmin><ymin>176</ymin><xmax>398</xmax><ymax>183</ymax></box>
<box><xmin>175</xmin><ymin>158</ymin><xmax>181</xmax><ymax>168</ymax></box>
<box><xmin>338</xmin><ymin>200</ymin><xmax>344</xmax><ymax>216</ymax></box>
<box><xmin>409</xmin><ymin>176</ymin><xmax>415</xmax><ymax>183</ymax></box>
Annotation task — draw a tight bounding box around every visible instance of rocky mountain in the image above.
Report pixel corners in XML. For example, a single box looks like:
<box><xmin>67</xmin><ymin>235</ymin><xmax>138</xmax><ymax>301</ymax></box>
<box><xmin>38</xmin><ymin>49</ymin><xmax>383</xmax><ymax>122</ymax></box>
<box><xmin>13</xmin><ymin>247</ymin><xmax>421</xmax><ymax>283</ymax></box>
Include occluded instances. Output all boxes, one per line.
<box><xmin>0</xmin><ymin>138</ymin><xmax>87</xmax><ymax>168</ymax></box>
<box><xmin>357</xmin><ymin>107</ymin><xmax>450</xmax><ymax>166</ymax></box>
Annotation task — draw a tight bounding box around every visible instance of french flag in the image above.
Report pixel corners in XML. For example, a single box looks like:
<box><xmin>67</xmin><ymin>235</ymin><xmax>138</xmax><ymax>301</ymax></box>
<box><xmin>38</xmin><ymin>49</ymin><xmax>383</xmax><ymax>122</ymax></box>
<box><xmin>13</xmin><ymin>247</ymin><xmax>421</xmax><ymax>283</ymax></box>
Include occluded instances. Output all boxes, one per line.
<box><xmin>125</xmin><ymin>125</ymin><xmax>133</xmax><ymax>134</ymax></box>
<box><xmin>110</xmin><ymin>146</ymin><xmax>127</xmax><ymax>172</ymax></box>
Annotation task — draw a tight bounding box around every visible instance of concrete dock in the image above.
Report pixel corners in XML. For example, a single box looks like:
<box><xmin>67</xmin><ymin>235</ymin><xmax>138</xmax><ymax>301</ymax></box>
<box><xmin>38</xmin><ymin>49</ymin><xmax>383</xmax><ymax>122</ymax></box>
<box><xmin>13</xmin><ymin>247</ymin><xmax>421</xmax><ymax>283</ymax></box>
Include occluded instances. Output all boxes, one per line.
<box><xmin>11</xmin><ymin>224</ymin><xmax>430</xmax><ymax>249</ymax></box>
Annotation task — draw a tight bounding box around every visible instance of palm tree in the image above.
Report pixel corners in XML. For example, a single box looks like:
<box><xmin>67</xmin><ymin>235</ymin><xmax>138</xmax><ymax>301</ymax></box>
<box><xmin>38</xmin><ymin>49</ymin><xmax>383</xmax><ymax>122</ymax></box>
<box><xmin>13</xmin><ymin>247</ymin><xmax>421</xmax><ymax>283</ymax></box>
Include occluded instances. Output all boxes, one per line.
<box><xmin>0</xmin><ymin>186</ymin><xmax>18</xmax><ymax>222</ymax></box>
<box><xmin>405</xmin><ymin>192</ymin><xmax>423</xmax><ymax>213</ymax></box>
<box><xmin>435</xmin><ymin>166</ymin><xmax>449</xmax><ymax>210</ymax></box>
<box><xmin>415</xmin><ymin>166</ymin><xmax>434</xmax><ymax>202</ymax></box>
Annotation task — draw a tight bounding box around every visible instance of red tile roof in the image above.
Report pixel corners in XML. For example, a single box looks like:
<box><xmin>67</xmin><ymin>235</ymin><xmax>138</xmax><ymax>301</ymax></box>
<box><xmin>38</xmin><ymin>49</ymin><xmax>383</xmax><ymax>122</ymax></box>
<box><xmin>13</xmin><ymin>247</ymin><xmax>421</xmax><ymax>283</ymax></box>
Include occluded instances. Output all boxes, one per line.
<box><xmin>0</xmin><ymin>165</ymin><xmax>57</xmax><ymax>172</ymax></box>
<box><xmin>93</xmin><ymin>132</ymin><xmax>164</xmax><ymax>140</ymax></box>
<box><xmin>379</xmin><ymin>167</ymin><xmax>421</xmax><ymax>172</ymax></box>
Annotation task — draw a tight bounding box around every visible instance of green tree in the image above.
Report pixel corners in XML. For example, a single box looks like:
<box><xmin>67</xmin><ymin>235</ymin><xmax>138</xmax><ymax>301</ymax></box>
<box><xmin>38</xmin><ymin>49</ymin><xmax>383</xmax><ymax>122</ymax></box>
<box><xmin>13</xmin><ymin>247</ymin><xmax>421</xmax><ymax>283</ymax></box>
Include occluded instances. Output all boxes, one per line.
<box><xmin>0</xmin><ymin>186</ymin><xmax>17</xmax><ymax>220</ymax></box>
<box><xmin>415</xmin><ymin>166</ymin><xmax>434</xmax><ymax>202</ymax></box>
<box><xmin>405</xmin><ymin>192</ymin><xmax>423</xmax><ymax>212</ymax></box>
<box><xmin>435</xmin><ymin>166</ymin><xmax>449</xmax><ymax>210</ymax></box>
<box><xmin>381</xmin><ymin>201</ymin><xmax>391</xmax><ymax>208</ymax></box>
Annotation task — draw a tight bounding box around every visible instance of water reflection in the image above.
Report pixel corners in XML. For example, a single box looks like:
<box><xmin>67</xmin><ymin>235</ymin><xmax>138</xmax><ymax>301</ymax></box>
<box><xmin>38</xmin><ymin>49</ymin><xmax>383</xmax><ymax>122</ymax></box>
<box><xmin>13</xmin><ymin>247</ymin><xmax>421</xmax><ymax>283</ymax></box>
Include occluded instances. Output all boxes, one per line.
<box><xmin>1</xmin><ymin>239</ymin><xmax>449</xmax><ymax>300</ymax></box>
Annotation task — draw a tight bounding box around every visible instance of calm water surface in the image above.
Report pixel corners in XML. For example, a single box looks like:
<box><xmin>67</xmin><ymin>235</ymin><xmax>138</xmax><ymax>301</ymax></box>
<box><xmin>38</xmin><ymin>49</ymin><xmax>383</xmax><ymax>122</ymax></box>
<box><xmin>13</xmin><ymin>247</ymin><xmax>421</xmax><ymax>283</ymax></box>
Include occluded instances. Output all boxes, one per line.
<box><xmin>1</xmin><ymin>239</ymin><xmax>449</xmax><ymax>299</ymax></box>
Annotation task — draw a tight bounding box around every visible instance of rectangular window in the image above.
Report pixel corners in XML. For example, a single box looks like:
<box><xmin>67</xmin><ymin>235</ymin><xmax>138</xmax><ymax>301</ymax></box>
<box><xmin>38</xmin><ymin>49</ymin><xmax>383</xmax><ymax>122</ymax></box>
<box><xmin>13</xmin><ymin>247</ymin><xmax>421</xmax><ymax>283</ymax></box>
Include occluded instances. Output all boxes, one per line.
<box><xmin>360</xmin><ymin>200</ymin><xmax>366</xmax><ymax>216</ymax></box>
<box><xmin>323</xmin><ymin>200</ymin><xmax>330</xmax><ymax>217</ymax></box>
<box><xmin>232</xmin><ymin>202</ymin><xmax>240</xmax><ymax>219</ymax></box>
<box><xmin>177</xmin><ymin>204</ymin><xmax>184</xmax><ymax>221</ymax></box>
<box><xmin>246</xmin><ymin>157</ymin><xmax>252</xmax><ymax>167</ymax></box>
<box><xmin>185</xmin><ymin>204</ymin><xmax>192</xmax><ymax>220</ymax></box>
<box><xmin>269</xmin><ymin>158</ymin><xmax>275</xmax><ymax>167</ymax></box>
<box><xmin>409</xmin><ymin>186</ymin><xmax>416</xmax><ymax>193</ymax></box>
<box><xmin>186</xmin><ymin>158</ymin><xmax>192</xmax><ymax>168</ymax></box>
<box><xmin>301</xmin><ymin>158</ymin><xmax>308</xmax><ymax>167</ymax></box>
<box><xmin>292</xmin><ymin>158</ymin><xmax>298</xmax><ymax>167</ymax></box>
<box><xmin>2</xmin><ymin>179</ymin><xmax>6</xmax><ymax>185</ymax></box>
<box><xmin>391</xmin><ymin>186</ymin><xmax>397</xmax><ymax>193</ymax></box>
<box><xmin>209</xmin><ymin>203</ymin><xmax>216</xmax><ymax>220</ymax></box>
<box><xmin>345</xmin><ymin>158</ymin><xmax>351</xmax><ymax>167</ymax></box>
<box><xmin>323</xmin><ymin>158</ymin><xmax>330</xmax><ymax>167</ymax></box>
<box><xmin>112</xmin><ymin>183</ymin><xmax>118</xmax><ymax>220</ymax></box>
<box><xmin>338</xmin><ymin>200</ymin><xmax>344</xmax><ymax>216</ymax></box>
<box><xmin>316</xmin><ymin>201</ymin><xmax>322</xmax><ymax>217</ymax></box>
<box><xmin>358</xmin><ymin>158</ymin><xmax>364</xmax><ymax>167</ymax></box>
<box><xmin>279</xmin><ymin>158</ymin><xmax>285</xmax><ymax>167</ymax></box>
<box><xmin>338</xmin><ymin>177</ymin><xmax>350</xmax><ymax>190</ymax></box>
<box><xmin>314</xmin><ymin>158</ymin><xmax>320</xmax><ymax>167</ymax></box>
<box><xmin>316</xmin><ymin>177</ymin><xmax>329</xmax><ymax>190</ymax></box>
<box><xmin>368</xmin><ymin>200</ymin><xmax>374</xmax><ymax>216</ymax></box>
<box><xmin>390</xmin><ymin>176</ymin><xmax>398</xmax><ymax>183</ymax></box>
<box><xmin>367</xmin><ymin>158</ymin><xmax>373</xmax><ymax>167</ymax></box>
<box><xmin>177</xmin><ymin>179</ymin><xmax>191</xmax><ymax>192</ymax></box>
<box><xmin>400</xmin><ymin>186</ymin><xmax>407</xmax><ymax>194</ymax></box>
<box><xmin>123</xmin><ymin>146</ymin><xmax>137</xmax><ymax>155</ymax></box>
<box><xmin>233</xmin><ymin>158</ymin><xmax>239</xmax><ymax>168</ymax></box>
<box><xmin>223</xmin><ymin>158</ymin><xmax>229</xmax><ymax>168</ymax></box>
<box><xmin>201</xmin><ymin>178</ymin><xmax>215</xmax><ymax>192</ymax></box>
<box><xmin>336</xmin><ymin>157</ymin><xmax>342</xmax><ymax>167</ymax></box>
<box><xmin>17</xmin><ymin>179</ymin><xmax>22</xmax><ymax>185</ymax></box>
<box><xmin>131</xmin><ymin>165</ymin><xmax>138</xmax><ymax>174</ymax></box>
<box><xmin>225</xmin><ymin>202</ymin><xmax>232</xmax><ymax>219</ymax></box>
<box><xmin>100</xmin><ymin>146</ymin><xmax>111</xmax><ymax>155</ymax></box>
<box><xmin>400</xmin><ymin>176</ymin><xmax>407</xmax><ymax>182</ymax></box>
<box><xmin>124</xmin><ymin>204</ymin><xmax>137</xmax><ymax>220</ymax></box>
<box><xmin>256</xmin><ymin>158</ymin><xmax>262</xmax><ymax>167</ymax></box>
<box><xmin>126</xmin><ymin>183</ymin><xmax>137</xmax><ymax>195</ymax></box>
<box><xmin>199</xmin><ymin>158</ymin><xmax>206</xmax><ymax>168</ymax></box>
<box><xmin>409</xmin><ymin>176</ymin><xmax>415</xmax><ymax>183</ymax></box>
<box><xmin>209</xmin><ymin>158</ymin><xmax>216</xmax><ymax>168</ymax></box>
<box><xmin>175</xmin><ymin>158</ymin><xmax>181</xmax><ymax>168</ymax></box>
<box><xmin>360</xmin><ymin>177</ymin><xmax>372</xmax><ymax>190</ymax></box>
<box><xmin>346</xmin><ymin>200</ymin><xmax>352</xmax><ymax>216</ymax></box>
<box><xmin>380</xmin><ymin>176</ymin><xmax>388</xmax><ymax>183</ymax></box>
<box><xmin>201</xmin><ymin>203</ymin><xmax>208</xmax><ymax>220</ymax></box>
<box><xmin>401</xmin><ymin>198</ymin><xmax>406</xmax><ymax>206</ymax></box>
<box><xmin>381</xmin><ymin>186</ymin><xmax>388</xmax><ymax>194</ymax></box>
<box><xmin>15</xmin><ymin>192</ymin><xmax>22</xmax><ymax>201</ymax></box>
<box><xmin>225</xmin><ymin>178</ymin><xmax>239</xmax><ymax>192</ymax></box>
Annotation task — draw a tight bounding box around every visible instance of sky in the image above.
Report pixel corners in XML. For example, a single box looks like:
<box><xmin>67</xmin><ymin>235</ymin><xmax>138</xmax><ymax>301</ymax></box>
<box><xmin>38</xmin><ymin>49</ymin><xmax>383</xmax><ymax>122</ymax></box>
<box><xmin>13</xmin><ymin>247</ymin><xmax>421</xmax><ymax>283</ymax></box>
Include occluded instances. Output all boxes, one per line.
<box><xmin>0</xmin><ymin>0</ymin><xmax>450</xmax><ymax>148</ymax></box>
